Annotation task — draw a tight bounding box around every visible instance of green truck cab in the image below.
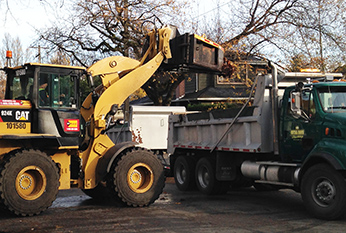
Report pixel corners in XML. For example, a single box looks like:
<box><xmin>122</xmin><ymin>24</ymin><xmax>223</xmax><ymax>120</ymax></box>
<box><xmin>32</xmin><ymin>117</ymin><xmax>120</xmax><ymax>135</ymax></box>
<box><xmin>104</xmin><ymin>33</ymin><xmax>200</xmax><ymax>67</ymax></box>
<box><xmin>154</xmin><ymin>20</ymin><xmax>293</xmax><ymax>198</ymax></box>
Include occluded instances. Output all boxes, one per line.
<box><xmin>281</xmin><ymin>81</ymin><xmax>346</xmax><ymax>168</ymax></box>
<box><xmin>280</xmin><ymin>81</ymin><xmax>346</xmax><ymax>219</ymax></box>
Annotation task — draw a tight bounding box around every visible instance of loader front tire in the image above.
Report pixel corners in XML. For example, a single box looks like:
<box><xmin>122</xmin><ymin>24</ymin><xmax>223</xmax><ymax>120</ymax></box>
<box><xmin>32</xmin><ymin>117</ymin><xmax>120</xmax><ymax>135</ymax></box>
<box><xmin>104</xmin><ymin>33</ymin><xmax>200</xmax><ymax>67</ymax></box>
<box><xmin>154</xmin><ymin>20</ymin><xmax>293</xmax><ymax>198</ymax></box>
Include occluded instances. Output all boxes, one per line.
<box><xmin>0</xmin><ymin>150</ymin><xmax>60</xmax><ymax>216</ymax></box>
<box><xmin>109</xmin><ymin>148</ymin><xmax>165</xmax><ymax>207</ymax></box>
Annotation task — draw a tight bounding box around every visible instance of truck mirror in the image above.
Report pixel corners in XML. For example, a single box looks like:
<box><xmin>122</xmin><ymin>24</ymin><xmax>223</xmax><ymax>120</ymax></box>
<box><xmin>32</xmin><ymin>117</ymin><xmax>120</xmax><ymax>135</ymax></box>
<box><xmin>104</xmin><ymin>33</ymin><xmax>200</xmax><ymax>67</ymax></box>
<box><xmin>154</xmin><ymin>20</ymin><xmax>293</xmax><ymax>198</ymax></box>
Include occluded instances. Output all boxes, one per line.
<box><xmin>290</xmin><ymin>91</ymin><xmax>302</xmax><ymax>116</ymax></box>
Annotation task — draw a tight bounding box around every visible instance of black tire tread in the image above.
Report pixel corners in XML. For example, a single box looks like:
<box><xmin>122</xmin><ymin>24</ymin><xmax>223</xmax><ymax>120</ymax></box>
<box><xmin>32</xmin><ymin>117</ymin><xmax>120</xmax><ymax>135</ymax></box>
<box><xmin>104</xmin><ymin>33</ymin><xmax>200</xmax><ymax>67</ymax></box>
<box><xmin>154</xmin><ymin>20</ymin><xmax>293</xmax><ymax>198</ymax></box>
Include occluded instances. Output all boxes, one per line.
<box><xmin>173</xmin><ymin>155</ymin><xmax>196</xmax><ymax>191</ymax></box>
<box><xmin>0</xmin><ymin>149</ymin><xmax>60</xmax><ymax>216</ymax></box>
<box><xmin>301</xmin><ymin>163</ymin><xmax>346</xmax><ymax>220</ymax></box>
<box><xmin>109</xmin><ymin>148</ymin><xmax>165</xmax><ymax>207</ymax></box>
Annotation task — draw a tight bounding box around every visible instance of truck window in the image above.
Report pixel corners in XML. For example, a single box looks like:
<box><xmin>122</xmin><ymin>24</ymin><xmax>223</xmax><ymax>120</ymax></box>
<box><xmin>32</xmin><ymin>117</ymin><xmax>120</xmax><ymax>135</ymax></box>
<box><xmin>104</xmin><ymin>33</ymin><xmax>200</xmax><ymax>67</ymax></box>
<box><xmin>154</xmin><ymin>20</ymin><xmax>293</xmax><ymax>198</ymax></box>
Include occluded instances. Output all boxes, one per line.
<box><xmin>302</xmin><ymin>91</ymin><xmax>316</xmax><ymax>119</ymax></box>
<box><xmin>318</xmin><ymin>86</ymin><xmax>346</xmax><ymax>112</ymax></box>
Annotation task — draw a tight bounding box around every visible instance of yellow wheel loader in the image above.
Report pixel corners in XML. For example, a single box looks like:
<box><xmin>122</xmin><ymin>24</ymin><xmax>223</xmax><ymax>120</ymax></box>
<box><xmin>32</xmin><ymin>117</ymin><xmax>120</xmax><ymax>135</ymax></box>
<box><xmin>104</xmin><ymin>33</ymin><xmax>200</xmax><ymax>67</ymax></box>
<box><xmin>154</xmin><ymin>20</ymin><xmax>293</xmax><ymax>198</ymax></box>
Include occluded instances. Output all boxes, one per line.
<box><xmin>0</xmin><ymin>26</ymin><xmax>224</xmax><ymax>216</ymax></box>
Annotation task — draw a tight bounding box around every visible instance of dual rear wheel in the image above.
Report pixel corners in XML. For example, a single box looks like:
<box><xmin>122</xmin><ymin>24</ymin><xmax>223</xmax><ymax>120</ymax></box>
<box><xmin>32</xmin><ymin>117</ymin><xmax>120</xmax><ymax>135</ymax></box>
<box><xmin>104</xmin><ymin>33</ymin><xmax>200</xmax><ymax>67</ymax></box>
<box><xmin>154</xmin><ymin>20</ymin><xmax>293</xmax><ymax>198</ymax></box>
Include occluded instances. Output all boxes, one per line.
<box><xmin>174</xmin><ymin>155</ymin><xmax>230</xmax><ymax>195</ymax></box>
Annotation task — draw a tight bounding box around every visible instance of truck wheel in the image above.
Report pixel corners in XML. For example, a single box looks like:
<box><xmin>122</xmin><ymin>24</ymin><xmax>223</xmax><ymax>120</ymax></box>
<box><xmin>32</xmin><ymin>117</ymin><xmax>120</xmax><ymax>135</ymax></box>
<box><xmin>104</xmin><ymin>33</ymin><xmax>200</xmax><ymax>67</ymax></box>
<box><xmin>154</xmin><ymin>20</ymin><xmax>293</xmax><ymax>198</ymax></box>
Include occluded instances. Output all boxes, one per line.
<box><xmin>174</xmin><ymin>156</ymin><xmax>195</xmax><ymax>191</ymax></box>
<box><xmin>195</xmin><ymin>157</ymin><xmax>220</xmax><ymax>195</ymax></box>
<box><xmin>109</xmin><ymin>148</ymin><xmax>165</xmax><ymax>207</ymax></box>
<box><xmin>0</xmin><ymin>150</ymin><xmax>60</xmax><ymax>216</ymax></box>
<box><xmin>301</xmin><ymin>164</ymin><xmax>346</xmax><ymax>220</ymax></box>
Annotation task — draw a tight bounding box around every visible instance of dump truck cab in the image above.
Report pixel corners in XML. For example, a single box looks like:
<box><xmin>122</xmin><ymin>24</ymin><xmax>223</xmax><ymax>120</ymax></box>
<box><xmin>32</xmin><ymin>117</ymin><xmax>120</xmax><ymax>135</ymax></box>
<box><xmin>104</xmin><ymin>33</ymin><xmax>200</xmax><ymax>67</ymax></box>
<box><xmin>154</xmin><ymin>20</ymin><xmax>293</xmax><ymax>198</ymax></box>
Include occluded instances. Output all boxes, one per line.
<box><xmin>280</xmin><ymin>80</ymin><xmax>346</xmax><ymax>168</ymax></box>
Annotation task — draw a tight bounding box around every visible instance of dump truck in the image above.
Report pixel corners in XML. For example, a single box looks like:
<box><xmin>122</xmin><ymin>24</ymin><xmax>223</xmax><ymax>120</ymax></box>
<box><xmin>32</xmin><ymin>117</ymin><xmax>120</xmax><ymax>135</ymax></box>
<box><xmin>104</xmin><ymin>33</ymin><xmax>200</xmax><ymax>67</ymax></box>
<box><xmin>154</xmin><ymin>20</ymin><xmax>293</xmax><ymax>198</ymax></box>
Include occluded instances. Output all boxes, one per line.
<box><xmin>0</xmin><ymin>26</ymin><xmax>224</xmax><ymax>216</ymax></box>
<box><xmin>168</xmin><ymin>63</ymin><xmax>346</xmax><ymax>220</ymax></box>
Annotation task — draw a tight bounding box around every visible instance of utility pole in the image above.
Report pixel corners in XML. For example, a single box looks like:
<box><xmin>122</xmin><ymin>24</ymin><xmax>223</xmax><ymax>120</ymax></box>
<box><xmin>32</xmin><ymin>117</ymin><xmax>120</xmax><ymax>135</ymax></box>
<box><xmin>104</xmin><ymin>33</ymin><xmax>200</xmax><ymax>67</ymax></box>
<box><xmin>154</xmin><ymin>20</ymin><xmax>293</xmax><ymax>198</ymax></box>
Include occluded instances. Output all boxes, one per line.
<box><xmin>318</xmin><ymin>0</ymin><xmax>324</xmax><ymax>72</ymax></box>
<box><xmin>217</xmin><ymin>0</ymin><xmax>221</xmax><ymax>43</ymax></box>
<box><xmin>123</xmin><ymin>0</ymin><xmax>130</xmax><ymax>122</ymax></box>
<box><xmin>30</xmin><ymin>45</ymin><xmax>49</xmax><ymax>63</ymax></box>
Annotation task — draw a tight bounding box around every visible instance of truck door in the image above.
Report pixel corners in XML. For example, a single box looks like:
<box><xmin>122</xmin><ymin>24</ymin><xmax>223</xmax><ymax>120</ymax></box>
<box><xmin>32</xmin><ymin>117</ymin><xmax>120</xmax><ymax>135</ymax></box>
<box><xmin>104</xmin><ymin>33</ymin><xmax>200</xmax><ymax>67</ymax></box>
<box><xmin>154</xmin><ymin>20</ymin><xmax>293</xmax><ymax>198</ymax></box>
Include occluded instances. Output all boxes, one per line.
<box><xmin>281</xmin><ymin>89</ymin><xmax>321</xmax><ymax>162</ymax></box>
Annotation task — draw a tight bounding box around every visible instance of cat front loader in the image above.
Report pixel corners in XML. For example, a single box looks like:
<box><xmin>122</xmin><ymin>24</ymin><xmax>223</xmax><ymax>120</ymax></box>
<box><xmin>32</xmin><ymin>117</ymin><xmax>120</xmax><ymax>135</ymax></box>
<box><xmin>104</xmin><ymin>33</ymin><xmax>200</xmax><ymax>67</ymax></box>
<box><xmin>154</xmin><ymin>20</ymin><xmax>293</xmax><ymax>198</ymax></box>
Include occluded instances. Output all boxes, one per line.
<box><xmin>0</xmin><ymin>27</ymin><xmax>173</xmax><ymax>216</ymax></box>
<box><xmin>0</xmin><ymin>26</ymin><xmax>224</xmax><ymax>216</ymax></box>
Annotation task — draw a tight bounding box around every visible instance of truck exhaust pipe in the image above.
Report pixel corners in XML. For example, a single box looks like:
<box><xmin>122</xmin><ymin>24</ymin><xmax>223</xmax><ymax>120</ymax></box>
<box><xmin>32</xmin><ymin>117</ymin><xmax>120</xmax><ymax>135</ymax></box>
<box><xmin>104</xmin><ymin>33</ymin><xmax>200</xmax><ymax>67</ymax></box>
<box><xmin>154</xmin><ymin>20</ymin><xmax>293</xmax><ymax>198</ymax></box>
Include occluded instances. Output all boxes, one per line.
<box><xmin>241</xmin><ymin>161</ymin><xmax>300</xmax><ymax>187</ymax></box>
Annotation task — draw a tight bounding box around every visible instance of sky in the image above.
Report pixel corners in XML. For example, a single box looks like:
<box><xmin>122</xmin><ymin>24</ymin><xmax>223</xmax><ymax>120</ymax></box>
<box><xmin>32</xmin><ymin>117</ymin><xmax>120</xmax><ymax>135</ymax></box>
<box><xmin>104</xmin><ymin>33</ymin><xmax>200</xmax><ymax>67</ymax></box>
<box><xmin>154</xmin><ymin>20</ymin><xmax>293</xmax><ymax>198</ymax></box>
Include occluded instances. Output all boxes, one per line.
<box><xmin>0</xmin><ymin>0</ymin><xmax>69</xmax><ymax>53</ymax></box>
<box><xmin>0</xmin><ymin>0</ymin><xmax>227</xmax><ymax>62</ymax></box>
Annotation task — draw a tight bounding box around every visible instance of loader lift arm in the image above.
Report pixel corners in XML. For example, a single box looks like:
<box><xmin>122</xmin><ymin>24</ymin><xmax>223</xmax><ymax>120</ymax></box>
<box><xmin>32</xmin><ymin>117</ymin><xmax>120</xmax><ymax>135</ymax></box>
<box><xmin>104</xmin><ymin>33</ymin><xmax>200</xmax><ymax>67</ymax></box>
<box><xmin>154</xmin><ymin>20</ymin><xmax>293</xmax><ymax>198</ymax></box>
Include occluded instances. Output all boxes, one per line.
<box><xmin>80</xmin><ymin>27</ymin><xmax>172</xmax><ymax>135</ymax></box>
<box><xmin>79</xmin><ymin>27</ymin><xmax>172</xmax><ymax>189</ymax></box>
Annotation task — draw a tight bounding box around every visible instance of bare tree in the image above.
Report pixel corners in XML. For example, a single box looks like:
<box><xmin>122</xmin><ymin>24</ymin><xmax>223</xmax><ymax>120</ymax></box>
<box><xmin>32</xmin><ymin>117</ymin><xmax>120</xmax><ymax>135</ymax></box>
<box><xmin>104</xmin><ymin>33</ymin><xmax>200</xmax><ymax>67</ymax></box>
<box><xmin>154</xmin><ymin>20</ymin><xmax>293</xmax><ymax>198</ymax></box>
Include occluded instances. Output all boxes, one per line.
<box><xmin>1</xmin><ymin>33</ymin><xmax>31</xmax><ymax>67</ymax></box>
<box><xmin>0</xmin><ymin>34</ymin><xmax>29</xmax><ymax>98</ymax></box>
<box><xmin>50</xmin><ymin>49</ymin><xmax>71</xmax><ymax>66</ymax></box>
<box><xmin>39</xmin><ymin>0</ymin><xmax>184</xmax><ymax>66</ymax></box>
<box><xmin>282</xmin><ymin>0</ymin><xmax>346</xmax><ymax>71</ymax></box>
<box><xmin>38</xmin><ymin>0</ymin><xmax>346</xmax><ymax>105</ymax></box>
<box><xmin>39</xmin><ymin>0</ymin><xmax>187</xmax><ymax>105</ymax></box>
<box><xmin>195</xmin><ymin>0</ymin><xmax>346</xmax><ymax>72</ymax></box>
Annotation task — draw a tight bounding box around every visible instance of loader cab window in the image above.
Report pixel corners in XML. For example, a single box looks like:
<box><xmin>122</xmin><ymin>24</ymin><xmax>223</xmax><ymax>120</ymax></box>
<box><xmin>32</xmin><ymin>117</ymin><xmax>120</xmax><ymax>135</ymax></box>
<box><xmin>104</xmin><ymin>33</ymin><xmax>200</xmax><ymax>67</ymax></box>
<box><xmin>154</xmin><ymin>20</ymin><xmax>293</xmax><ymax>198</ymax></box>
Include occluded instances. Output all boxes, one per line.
<box><xmin>6</xmin><ymin>68</ymin><xmax>34</xmax><ymax>100</ymax></box>
<box><xmin>38</xmin><ymin>72</ymin><xmax>77</xmax><ymax>108</ymax></box>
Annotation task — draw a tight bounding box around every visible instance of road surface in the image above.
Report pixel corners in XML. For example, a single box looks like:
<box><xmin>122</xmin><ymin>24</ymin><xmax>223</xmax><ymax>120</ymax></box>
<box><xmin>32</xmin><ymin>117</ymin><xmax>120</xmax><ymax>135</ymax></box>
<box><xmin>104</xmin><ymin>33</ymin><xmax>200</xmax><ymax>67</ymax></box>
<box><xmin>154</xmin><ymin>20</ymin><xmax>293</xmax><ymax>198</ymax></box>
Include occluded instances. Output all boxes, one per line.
<box><xmin>1</xmin><ymin>178</ymin><xmax>345</xmax><ymax>233</ymax></box>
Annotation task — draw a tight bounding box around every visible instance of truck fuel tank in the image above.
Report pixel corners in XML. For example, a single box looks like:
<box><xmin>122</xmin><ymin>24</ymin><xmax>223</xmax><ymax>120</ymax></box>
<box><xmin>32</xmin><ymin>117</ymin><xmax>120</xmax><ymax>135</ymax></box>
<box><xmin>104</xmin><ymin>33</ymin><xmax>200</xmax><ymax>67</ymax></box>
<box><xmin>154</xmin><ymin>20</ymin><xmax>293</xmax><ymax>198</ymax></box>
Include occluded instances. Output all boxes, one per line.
<box><xmin>241</xmin><ymin>160</ymin><xmax>300</xmax><ymax>187</ymax></box>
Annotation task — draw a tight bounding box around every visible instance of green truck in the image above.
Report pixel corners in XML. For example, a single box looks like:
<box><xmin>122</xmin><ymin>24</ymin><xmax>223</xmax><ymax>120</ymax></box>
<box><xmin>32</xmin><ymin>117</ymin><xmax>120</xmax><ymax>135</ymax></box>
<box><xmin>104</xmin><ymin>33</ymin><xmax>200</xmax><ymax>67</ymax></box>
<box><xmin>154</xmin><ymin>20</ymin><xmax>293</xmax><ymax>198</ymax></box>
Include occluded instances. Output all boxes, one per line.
<box><xmin>168</xmin><ymin>63</ymin><xmax>346</xmax><ymax>220</ymax></box>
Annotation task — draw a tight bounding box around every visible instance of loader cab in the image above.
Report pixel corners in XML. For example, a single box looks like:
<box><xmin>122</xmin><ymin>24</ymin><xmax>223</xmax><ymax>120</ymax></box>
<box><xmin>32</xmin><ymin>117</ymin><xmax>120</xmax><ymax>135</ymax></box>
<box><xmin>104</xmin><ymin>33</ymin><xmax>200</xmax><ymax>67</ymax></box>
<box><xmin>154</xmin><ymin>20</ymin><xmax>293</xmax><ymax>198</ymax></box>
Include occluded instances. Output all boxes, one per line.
<box><xmin>4</xmin><ymin>63</ymin><xmax>85</xmax><ymax>146</ymax></box>
<box><xmin>5</xmin><ymin>64</ymin><xmax>84</xmax><ymax>108</ymax></box>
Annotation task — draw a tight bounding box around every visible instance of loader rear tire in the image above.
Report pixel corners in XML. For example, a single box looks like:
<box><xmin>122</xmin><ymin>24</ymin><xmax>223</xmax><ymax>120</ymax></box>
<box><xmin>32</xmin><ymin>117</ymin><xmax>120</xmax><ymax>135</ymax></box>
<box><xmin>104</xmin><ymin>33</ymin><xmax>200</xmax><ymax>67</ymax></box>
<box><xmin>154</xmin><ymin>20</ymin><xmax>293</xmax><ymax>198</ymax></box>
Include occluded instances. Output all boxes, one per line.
<box><xmin>109</xmin><ymin>148</ymin><xmax>165</xmax><ymax>207</ymax></box>
<box><xmin>0</xmin><ymin>150</ymin><xmax>60</xmax><ymax>216</ymax></box>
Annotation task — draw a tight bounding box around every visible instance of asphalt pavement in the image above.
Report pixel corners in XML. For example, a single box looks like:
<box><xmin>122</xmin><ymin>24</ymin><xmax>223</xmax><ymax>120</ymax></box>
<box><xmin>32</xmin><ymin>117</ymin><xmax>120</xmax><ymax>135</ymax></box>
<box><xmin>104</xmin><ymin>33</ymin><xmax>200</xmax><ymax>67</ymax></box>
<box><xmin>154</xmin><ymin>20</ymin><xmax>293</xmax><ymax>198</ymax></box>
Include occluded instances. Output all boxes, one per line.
<box><xmin>1</xmin><ymin>177</ymin><xmax>345</xmax><ymax>233</ymax></box>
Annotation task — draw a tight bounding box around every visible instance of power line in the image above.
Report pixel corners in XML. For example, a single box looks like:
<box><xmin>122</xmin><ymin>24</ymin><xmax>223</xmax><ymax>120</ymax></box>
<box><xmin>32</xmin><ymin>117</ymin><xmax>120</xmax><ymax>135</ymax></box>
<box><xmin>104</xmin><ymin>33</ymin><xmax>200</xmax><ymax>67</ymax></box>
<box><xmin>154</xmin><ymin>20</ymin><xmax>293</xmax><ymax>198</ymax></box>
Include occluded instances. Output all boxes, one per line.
<box><xmin>191</xmin><ymin>1</ymin><xmax>232</xmax><ymax>20</ymax></box>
